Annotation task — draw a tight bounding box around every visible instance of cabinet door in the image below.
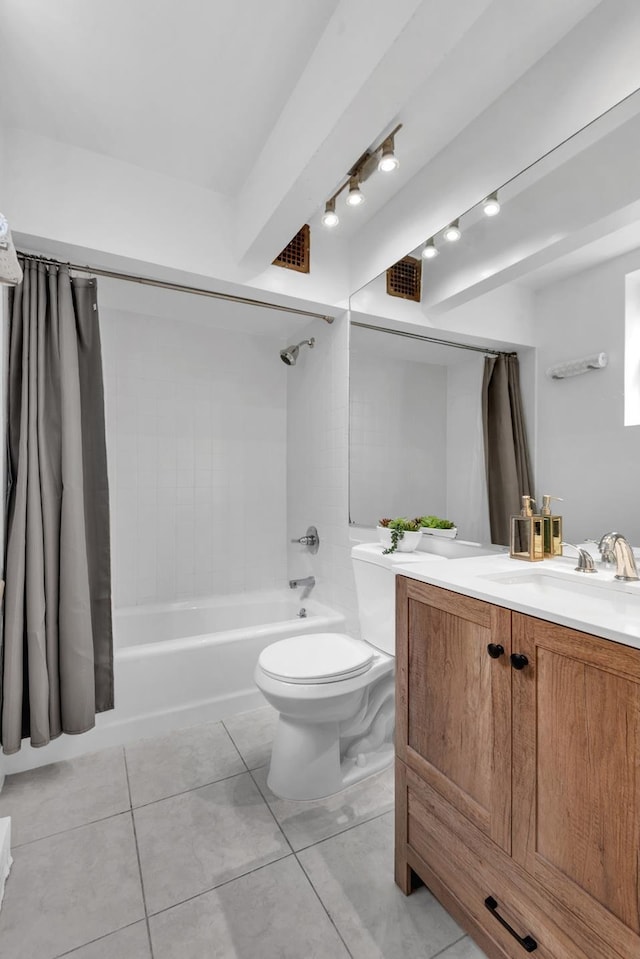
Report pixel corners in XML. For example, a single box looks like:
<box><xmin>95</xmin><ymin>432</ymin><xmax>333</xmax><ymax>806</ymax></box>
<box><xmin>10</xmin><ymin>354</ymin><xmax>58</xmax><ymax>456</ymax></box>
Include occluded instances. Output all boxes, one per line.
<box><xmin>512</xmin><ymin>613</ymin><xmax>640</xmax><ymax>958</ymax></box>
<box><xmin>396</xmin><ymin>577</ymin><xmax>512</xmax><ymax>853</ymax></box>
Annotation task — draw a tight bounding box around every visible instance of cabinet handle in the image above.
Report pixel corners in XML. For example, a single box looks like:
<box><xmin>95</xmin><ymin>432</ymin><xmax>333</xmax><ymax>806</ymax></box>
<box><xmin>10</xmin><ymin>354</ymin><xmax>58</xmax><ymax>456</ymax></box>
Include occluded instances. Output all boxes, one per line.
<box><xmin>510</xmin><ymin>653</ymin><xmax>529</xmax><ymax>670</ymax></box>
<box><xmin>487</xmin><ymin>643</ymin><xmax>504</xmax><ymax>659</ymax></box>
<box><xmin>485</xmin><ymin>896</ymin><xmax>538</xmax><ymax>952</ymax></box>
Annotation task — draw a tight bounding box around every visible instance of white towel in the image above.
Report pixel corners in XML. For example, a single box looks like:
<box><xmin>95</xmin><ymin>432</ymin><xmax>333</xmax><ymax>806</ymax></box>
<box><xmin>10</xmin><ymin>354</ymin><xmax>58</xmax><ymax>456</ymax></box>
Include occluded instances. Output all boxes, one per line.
<box><xmin>0</xmin><ymin>817</ymin><xmax>12</xmax><ymax>911</ymax></box>
<box><xmin>0</xmin><ymin>214</ymin><xmax>23</xmax><ymax>286</ymax></box>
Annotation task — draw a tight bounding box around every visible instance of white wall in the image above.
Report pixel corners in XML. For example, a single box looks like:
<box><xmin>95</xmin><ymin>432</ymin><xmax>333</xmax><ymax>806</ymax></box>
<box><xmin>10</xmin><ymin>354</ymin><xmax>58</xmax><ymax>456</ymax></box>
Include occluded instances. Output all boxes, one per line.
<box><xmin>534</xmin><ymin>246</ymin><xmax>640</xmax><ymax>544</ymax></box>
<box><xmin>286</xmin><ymin>313</ymin><xmax>358</xmax><ymax>636</ymax></box>
<box><xmin>350</xmin><ymin>274</ymin><xmax>536</xmax><ymax>348</ymax></box>
<box><xmin>100</xmin><ymin>304</ymin><xmax>288</xmax><ymax>607</ymax></box>
<box><xmin>3</xmin><ymin>128</ymin><xmax>351</xmax><ymax>310</ymax></box>
<box><xmin>349</xmin><ymin>351</ymin><xmax>447</xmax><ymax>525</ymax></box>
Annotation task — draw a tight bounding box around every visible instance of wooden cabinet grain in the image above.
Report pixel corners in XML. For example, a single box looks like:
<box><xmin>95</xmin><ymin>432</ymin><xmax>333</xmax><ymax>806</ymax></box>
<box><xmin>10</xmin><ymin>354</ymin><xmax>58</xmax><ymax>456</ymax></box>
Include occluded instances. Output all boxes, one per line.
<box><xmin>395</xmin><ymin>575</ymin><xmax>640</xmax><ymax>959</ymax></box>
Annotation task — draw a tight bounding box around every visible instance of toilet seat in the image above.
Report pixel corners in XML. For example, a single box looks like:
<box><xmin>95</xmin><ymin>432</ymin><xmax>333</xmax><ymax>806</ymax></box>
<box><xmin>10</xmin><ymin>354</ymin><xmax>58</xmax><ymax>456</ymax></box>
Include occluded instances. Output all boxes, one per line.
<box><xmin>258</xmin><ymin>632</ymin><xmax>374</xmax><ymax>685</ymax></box>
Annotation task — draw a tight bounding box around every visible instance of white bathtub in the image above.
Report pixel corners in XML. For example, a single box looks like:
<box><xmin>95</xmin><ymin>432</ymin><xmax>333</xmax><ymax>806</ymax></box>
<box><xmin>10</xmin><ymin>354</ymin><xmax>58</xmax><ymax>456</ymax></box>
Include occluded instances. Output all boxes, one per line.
<box><xmin>2</xmin><ymin>590</ymin><xmax>345</xmax><ymax>774</ymax></box>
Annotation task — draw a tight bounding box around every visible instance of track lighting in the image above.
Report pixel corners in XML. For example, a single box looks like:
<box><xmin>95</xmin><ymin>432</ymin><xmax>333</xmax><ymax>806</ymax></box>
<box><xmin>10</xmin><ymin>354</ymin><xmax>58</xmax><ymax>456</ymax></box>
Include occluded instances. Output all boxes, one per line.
<box><xmin>422</xmin><ymin>238</ymin><xmax>438</xmax><ymax>259</ymax></box>
<box><xmin>321</xmin><ymin>198</ymin><xmax>339</xmax><ymax>228</ymax></box>
<box><xmin>321</xmin><ymin>124</ymin><xmax>402</xmax><ymax>227</ymax></box>
<box><xmin>482</xmin><ymin>192</ymin><xmax>500</xmax><ymax>217</ymax></box>
<box><xmin>346</xmin><ymin>176</ymin><xmax>365</xmax><ymax>207</ymax></box>
<box><xmin>378</xmin><ymin>135</ymin><xmax>399</xmax><ymax>173</ymax></box>
<box><xmin>443</xmin><ymin>219</ymin><xmax>461</xmax><ymax>242</ymax></box>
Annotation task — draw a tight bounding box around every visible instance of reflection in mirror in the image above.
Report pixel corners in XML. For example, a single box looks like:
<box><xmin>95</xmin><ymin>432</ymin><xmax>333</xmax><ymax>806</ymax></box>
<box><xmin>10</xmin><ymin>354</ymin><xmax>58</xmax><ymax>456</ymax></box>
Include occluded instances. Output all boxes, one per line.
<box><xmin>349</xmin><ymin>323</ymin><xmax>492</xmax><ymax>543</ymax></box>
<box><xmin>349</xmin><ymin>89</ymin><xmax>640</xmax><ymax>546</ymax></box>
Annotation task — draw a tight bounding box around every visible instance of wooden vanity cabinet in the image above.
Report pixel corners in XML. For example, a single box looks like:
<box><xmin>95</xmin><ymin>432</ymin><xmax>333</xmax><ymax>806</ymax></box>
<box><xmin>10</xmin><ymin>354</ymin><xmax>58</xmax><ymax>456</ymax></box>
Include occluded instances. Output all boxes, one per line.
<box><xmin>395</xmin><ymin>575</ymin><xmax>640</xmax><ymax>959</ymax></box>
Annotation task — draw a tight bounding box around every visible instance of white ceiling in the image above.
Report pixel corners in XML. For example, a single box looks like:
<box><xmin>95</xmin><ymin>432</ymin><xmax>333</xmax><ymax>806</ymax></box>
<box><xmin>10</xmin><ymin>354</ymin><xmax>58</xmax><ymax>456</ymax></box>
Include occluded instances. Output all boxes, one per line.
<box><xmin>2</xmin><ymin>0</ymin><xmax>638</xmax><ymax>306</ymax></box>
<box><xmin>0</xmin><ymin>0</ymin><xmax>339</xmax><ymax>193</ymax></box>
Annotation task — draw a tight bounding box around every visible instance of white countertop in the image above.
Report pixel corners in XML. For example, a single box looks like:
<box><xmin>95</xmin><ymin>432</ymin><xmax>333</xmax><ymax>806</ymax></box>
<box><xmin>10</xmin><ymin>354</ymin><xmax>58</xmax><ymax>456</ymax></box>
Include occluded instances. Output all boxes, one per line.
<box><xmin>394</xmin><ymin>552</ymin><xmax>640</xmax><ymax>653</ymax></box>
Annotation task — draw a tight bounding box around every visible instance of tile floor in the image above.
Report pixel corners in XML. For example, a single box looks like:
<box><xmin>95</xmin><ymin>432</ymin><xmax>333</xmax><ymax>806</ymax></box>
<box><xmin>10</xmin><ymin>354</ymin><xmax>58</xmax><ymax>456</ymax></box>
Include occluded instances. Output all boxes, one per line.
<box><xmin>0</xmin><ymin>706</ymin><xmax>488</xmax><ymax>959</ymax></box>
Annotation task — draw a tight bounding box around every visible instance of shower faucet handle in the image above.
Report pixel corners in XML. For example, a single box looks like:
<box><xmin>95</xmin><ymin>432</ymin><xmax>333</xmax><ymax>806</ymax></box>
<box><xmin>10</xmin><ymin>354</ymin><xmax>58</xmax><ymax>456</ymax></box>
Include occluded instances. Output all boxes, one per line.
<box><xmin>290</xmin><ymin>526</ymin><xmax>319</xmax><ymax>553</ymax></box>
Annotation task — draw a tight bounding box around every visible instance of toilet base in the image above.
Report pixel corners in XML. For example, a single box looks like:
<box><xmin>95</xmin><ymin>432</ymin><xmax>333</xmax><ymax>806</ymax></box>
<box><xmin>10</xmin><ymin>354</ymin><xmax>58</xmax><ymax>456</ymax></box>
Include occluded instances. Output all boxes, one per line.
<box><xmin>266</xmin><ymin>714</ymin><xmax>394</xmax><ymax>801</ymax></box>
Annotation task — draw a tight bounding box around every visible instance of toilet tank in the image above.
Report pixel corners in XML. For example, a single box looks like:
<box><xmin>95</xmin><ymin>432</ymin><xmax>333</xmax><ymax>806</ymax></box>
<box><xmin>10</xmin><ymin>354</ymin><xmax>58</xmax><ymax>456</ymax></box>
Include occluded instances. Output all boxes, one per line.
<box><xmin>351</xmin><ymin>543</ymin><xmax>441</xmax><ymax>655</ymax></box>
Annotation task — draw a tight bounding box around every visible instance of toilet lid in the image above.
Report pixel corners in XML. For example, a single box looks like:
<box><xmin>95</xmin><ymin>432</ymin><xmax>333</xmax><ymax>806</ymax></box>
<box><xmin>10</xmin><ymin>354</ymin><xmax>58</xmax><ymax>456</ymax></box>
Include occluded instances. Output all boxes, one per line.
<box><xmin>258</xmin><ymin>633</ymin><xmax>374</xmax><ymax>685</ymax></box>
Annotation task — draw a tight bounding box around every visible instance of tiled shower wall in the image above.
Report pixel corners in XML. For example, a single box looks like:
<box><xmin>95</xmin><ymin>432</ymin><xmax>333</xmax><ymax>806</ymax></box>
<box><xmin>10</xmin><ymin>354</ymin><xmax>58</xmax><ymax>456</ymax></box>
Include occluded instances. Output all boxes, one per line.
<box><xmin>100</xmin><ymin>308</ymin><xmax>287</xmax><ymax>607</ymax></box>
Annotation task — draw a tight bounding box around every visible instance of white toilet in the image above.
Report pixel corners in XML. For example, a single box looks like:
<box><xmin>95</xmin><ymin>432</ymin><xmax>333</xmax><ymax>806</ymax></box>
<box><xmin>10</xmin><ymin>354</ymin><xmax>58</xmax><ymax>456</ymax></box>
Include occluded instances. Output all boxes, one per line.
<box><xmin>254</xmin><ymin>542</ymin><xmax>441</xmax><ymax>800</ymax></box>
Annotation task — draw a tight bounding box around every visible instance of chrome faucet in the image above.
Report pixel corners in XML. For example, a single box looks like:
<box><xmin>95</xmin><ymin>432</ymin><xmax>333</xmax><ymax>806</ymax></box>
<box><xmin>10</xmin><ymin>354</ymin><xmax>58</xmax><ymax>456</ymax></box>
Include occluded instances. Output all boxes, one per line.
<box><xmin>598</xmin><ymin>532</ymin><xmax>639</xmax><ymax>582</ymax></box>
<box><xmin>561</xmin><ymin>543</ymin><xmax>597</xmax><ymax>573</ymax></box>
<box><xmin>289</xmin><ymin>575</ymin><xmax>315</xmax><ymax>599</ymax></box>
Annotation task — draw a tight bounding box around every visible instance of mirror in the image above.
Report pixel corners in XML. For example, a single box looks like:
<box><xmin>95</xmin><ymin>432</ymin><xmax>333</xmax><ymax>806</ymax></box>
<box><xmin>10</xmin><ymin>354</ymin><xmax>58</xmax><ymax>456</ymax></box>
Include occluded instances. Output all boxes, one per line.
<box><xmin>349</xmin><ymin>90</ymin><xmax>640</xmax><ymax>546</ymax></box>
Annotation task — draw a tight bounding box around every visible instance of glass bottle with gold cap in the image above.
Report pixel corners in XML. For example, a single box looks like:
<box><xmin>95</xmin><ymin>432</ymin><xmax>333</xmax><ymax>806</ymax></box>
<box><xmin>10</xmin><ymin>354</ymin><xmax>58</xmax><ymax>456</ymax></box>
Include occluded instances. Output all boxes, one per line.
<box><xmin>541</xmin><ymin>494</ymin><xmax>563</xmax><ymax>558</ymax></box>
<box><xmin>510</xmin><ymin>495</ymin><xmax>544</xmax><ymax>562</ymax></box>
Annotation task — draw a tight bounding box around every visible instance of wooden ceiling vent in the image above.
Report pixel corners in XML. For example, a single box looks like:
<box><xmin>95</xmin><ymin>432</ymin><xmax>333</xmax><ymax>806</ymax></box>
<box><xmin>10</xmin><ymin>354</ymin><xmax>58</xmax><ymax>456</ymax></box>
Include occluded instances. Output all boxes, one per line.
<box><xmin>386</xmin><ymin>255</ymin><xmax>422</xmax><ymax>302</ymax></box>
<box><xmin>273</xmin><ymin>224</ymin><xmax>310</xmax><ymax>273</ymax></box>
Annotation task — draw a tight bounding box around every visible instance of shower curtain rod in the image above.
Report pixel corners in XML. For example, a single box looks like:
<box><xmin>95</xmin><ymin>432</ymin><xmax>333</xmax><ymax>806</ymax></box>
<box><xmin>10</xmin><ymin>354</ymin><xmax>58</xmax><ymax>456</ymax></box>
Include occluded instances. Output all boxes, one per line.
<box><xmin>350</xmin><ymin>320</ymin><xmax>515</xmax><ymax>357</ymax></box>
<box><xmin>16</xmin><ymin>251</ymin><xmax>335</xmax><ymax>324</ymax></box>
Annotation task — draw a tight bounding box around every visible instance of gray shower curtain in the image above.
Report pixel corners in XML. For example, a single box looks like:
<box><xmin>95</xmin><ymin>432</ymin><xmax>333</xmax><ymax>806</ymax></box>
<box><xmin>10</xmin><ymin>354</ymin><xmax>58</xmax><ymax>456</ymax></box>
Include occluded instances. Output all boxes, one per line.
<box><xmin>482</xmin><ymin>353</ymin><xmax>534</xmax><ymax>546</ymax></box>
<box><xmin>1</xmin><ymin>259</ymin><xmax>113</xmax><ymax>754</ymax></box>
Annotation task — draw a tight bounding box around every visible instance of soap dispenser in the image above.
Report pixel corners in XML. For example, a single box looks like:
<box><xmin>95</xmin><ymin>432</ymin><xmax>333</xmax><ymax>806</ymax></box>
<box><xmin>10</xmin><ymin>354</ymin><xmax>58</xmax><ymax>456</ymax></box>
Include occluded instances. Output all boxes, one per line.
<box><xmin>510</xmin><ymin>495</ymin><xmax>544</xmax><ymax>562</ymax></box>
<box><xmin>541</xmin><ymin>495</ymin><xmax>563</xmax><ymax>558</ymax></box>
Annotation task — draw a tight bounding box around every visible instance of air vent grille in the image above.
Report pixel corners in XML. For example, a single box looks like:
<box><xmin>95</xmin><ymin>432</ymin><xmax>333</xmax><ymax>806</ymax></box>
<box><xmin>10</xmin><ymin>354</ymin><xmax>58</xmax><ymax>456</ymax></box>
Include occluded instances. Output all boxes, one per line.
<box><xmin>273</xmin><ymin>224</ymin><xmax>310</xmax><ymax>273</ymax></box>
<box><xmin>386</xmin><ymin>255</ymin><xmax>421</xmax><ymax>302</ymax></box>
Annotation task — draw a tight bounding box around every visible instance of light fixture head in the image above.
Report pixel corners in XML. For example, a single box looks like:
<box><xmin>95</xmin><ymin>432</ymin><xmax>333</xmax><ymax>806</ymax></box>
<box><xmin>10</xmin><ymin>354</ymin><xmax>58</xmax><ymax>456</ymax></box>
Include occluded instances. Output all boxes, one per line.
<box><xmin>346</xmin><ymin>176</ymin><xmax>365</xmax><ymax>207</ymax></box>
<box><xmin>378</xmin><ymin>135</ymin><xmax>399</xmax><ymax>173</ymax></box>
<box><xmin>321</xmin><ymin>198</ymin><xmax>339</xmax><ymax>228</ymax></box>
<box><xmin>482</xmin><ymin>192</ymin><xmax>500</xmax><ymax>217</ymax></box>
<box><xmin>422</xmin><ymin>238</ymin><xmax>438</xmax><ymax>259</ymax></box>
<box><xmin>443</xmin><ymin>219</ymin><xmax>461</xmax><ymax>242</ymax></box>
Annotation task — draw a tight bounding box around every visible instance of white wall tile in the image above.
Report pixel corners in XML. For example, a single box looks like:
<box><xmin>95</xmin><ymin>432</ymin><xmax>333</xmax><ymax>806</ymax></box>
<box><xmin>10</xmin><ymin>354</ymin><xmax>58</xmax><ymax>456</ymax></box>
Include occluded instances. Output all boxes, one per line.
<box><xmin>101</xmin><ymin>306</ymin><xmax>287</xmax><ymax>607</ymax></box>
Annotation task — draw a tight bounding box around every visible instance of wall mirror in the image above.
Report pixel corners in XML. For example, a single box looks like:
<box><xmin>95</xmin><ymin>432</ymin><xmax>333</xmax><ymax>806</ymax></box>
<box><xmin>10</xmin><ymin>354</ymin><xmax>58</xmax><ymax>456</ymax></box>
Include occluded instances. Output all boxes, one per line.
<box><xmin>348</xmin><ymin>89</ymin><xmax>640</xmax><ymax>546</ymax></box>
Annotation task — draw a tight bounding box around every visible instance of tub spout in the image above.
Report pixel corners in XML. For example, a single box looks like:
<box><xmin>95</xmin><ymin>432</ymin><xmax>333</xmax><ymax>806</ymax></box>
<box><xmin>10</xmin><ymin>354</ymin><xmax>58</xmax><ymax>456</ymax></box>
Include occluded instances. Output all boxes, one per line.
<box><xmin>289</xmin><ymin>575</ymin><xmax>315</xmax><ymax>598</ymax></box>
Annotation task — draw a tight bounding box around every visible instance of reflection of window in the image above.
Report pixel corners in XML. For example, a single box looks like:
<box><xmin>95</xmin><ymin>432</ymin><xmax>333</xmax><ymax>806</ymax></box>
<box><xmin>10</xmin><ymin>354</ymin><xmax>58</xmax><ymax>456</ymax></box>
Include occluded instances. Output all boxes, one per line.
<box><xmin>624</xmin><ymin>270</ymin><xmax>640</xmax><ymax>426</ymax></box>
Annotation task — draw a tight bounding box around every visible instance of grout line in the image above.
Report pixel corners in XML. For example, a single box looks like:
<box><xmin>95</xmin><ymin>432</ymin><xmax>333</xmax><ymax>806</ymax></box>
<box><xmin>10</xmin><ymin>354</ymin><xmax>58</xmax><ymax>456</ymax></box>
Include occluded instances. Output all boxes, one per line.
<box><xmin>53</xmin><ymin>919</ymin><xmax>148</xmax><ymax>958</ymax></box>
<box><xmin>145</xmin><ymin>851</ymin><xmax>295</xmax><ymax>918</ymax></box>
<box><xmin>220</xmin><ymin>719</ymin><xmax>251</xmax><ymax>771</ymax></box>
<box><xmin>295</xmin><ymin>854</ymin><xmax>355</xmax><ymax>959</ymax></box>
<box><xmin>247</xmin><ymin>768</ymin><xmax>296</xmax><ymax>856</ymax></box>
<box><xmin>10</xmin><ymin>807</ymin><xmax>133</xmax><ymax>850</ymax></box>
<box><xmin>429</xmin><ymin>933</ymin><xmax>471</xmax><ymax>958</ymax></box>
<box><xmin>124</xmin><ymin>751</ymin><xmax>155</xmax><ymax>959</ymax></box>
<box><xmin>128</xmin><ymin>767</ymin><xmax>249</xmax><ymax>812</ymax></box>
<box><xmin>291</xmin><ymin>807</ymin><xmax>394</xmax><ymax>853</ymax></box>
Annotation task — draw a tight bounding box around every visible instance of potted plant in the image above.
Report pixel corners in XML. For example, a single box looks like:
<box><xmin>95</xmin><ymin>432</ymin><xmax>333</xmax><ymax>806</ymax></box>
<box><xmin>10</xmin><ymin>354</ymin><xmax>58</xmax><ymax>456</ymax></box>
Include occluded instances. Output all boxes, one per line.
<box><xmin>377</xmin><ymin>517</ymin><xmax>423</xmax><ymax>554</ymax></box>
<box><xmin>414</xmin><ymin>515</ymin><xmax>457</xmax><ymax>539</ymax></box>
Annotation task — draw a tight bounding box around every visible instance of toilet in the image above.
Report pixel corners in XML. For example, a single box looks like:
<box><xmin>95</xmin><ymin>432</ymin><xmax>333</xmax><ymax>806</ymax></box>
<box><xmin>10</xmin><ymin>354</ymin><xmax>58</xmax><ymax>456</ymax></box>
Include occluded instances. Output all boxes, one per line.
<box><xmin>254</xmin><ymin>542</ymin><xmax>442</xmax><ymax>800</ymax></box>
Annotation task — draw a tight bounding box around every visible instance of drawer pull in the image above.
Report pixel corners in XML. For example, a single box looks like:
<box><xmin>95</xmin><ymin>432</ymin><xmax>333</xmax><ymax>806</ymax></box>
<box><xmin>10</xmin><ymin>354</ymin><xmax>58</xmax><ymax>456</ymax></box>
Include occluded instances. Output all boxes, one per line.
<box><xmin>487</xmin><ymin>643</ymin><xmax>505</xmax><ymax>659</ymax></box>
<box><xmin>510</xmin><ymin>653</ymin><xmax>529</xmax><ymax>670</ymax></box>
<box><xmin>485</xmin><ymin>896</ymin><xmax>537</xmax><ymax>951</ymax></box>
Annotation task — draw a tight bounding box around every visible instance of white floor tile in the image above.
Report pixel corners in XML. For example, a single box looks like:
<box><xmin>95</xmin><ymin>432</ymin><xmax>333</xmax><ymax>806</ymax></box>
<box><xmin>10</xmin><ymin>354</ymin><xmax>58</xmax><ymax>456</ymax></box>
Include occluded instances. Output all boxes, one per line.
<box><xmin>149</xmin><ymin>856</ymin><xmax>349</xmax><ymax>959</ymax></box>
<box><xmin>125</xmin><ymin>721</ymin><xmax>245</xmax><ymax>807</ymax></box>
<box><xmin>134</xmin><ymin>772</ymin><xmax>290</xmax><ymax>913</ymax></box>
<box><xmin>252</xmin><ymin>762</ymin><xmax>394</xmax><ymax>851</ymax></box>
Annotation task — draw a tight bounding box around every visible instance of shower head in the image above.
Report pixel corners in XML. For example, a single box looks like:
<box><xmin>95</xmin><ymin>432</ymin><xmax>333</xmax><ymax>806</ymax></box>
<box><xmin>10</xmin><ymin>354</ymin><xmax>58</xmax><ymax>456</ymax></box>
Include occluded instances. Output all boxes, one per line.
<box><xmin>280</xmin><ymin>337</ymin><xmax>315</xmax><ymax>366</ymax></box>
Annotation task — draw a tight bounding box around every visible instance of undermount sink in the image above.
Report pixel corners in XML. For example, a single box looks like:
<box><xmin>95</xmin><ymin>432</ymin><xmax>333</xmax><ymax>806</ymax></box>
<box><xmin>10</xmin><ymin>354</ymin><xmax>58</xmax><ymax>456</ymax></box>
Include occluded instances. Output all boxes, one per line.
<box><xmin>480</xmin><ymin>567</ymin><xmax>640</xmax><ymax>617</ymax></box>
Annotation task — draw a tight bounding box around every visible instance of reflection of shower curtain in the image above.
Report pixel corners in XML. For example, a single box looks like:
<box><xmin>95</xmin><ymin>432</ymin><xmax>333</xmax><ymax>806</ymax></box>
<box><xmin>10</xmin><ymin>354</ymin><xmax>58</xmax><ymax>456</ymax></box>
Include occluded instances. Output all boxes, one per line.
<box><xmin>482</xmin><ymin>354</ymin><xmax>534</xmax><ymax>546</ymax></box>
<box><xmin>1</xmin><ymin>259</ymin><xmax>113</xmax><ymax>754</ymax></box>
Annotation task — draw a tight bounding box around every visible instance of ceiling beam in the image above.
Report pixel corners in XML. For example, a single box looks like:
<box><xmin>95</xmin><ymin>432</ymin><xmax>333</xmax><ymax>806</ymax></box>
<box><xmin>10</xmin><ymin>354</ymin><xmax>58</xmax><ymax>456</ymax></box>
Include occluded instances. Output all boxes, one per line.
<box><xmin>233</xmin><ymin>0</ymin><xmax>495</xmax><ymax>270</ymax></box>
<box><xmin>347</xmin><ymin>0</ymin><xmax>640</xmax><ymax>295</ymax></box>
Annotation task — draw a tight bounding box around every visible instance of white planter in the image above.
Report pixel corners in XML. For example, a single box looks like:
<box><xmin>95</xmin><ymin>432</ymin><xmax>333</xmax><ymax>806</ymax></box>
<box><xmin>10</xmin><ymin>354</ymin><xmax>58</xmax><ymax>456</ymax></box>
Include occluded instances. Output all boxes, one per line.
<box><xmin>377</xmin><ymin>527</ymin><xmax>423</xmax><ymax>552</ymax></box>
<box><xmin>421</xmin><ymin>526</ymin><xmax>458</xmax><ymax>539</ymax></box>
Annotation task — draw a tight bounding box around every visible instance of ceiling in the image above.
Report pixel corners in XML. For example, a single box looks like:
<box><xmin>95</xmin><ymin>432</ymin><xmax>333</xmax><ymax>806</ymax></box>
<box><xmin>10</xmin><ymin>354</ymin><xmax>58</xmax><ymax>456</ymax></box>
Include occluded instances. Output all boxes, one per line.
<box><xmin>0</xmin><ymin>0</ymin><xmax>340</xmax><ymax>194</ymax></box>
<box><xmin>2</xmin><ymin>0</ymin><xmax>639</xmax><ymax>307</ymax></box>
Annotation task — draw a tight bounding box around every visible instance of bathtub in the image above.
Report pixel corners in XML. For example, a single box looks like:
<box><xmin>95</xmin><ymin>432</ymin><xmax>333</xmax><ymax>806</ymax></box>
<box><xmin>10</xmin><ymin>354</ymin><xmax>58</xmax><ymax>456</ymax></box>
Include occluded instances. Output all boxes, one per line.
<box><xmin>2</xmin><ymin>590</ymin><xmax>345</xmax><ymax>774</ymax></box>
